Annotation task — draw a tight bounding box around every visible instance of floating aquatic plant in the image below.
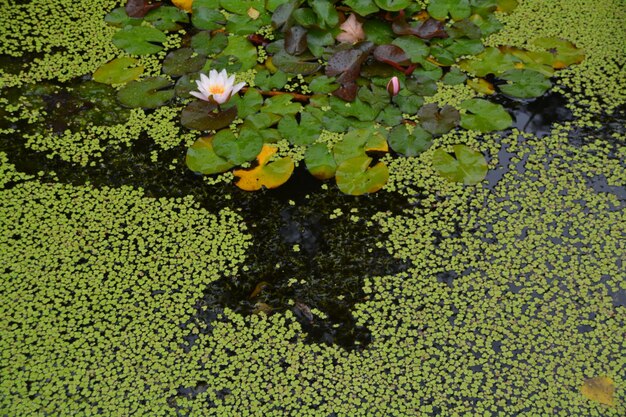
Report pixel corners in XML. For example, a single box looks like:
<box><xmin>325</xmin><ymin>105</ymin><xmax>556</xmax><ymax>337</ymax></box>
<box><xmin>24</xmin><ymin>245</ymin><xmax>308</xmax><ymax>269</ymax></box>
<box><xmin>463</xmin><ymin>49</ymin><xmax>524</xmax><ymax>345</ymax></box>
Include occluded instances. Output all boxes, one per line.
<box><xmin>93</xmin><ymin>0</ymin><xmax>584</xmax><ymax>194</ymax></box>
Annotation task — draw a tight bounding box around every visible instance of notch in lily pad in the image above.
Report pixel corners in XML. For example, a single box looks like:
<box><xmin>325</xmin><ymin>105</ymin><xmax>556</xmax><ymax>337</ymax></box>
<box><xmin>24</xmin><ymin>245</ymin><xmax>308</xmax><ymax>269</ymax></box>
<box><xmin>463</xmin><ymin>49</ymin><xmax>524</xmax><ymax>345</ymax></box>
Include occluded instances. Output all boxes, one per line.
<box><xmin>336</xmin><ymin>156</ymin><xmax>389</xmax><ymax>195</ymax></box>
<box><xmin>432</xmin><ymin>144</ymin><xmax>487</xmax><ymax>185</ymax></box>
<box><xmin>186</xmin><ymin>136</ymin><xmax>235</xmax><ymax>174</ymax></box>
<box><xmin>234</xmin><ymin>145</ymin><xmax>295</xmax><ymax>191</ymax></box>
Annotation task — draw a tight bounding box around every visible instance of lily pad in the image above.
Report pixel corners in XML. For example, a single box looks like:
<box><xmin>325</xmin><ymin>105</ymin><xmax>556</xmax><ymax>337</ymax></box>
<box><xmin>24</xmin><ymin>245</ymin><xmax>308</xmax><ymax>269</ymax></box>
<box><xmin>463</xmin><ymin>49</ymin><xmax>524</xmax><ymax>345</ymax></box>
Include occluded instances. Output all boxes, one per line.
<box><xmin>374</xmin><ymin>0</ymin><xmax>411</xmax><ymax>12</ymax></box>
<box><xmin>499</xmin><ymin>69</ymin><xmax>552</xmax><ymax>98</ymax></box>
<box><xmin>162</xmin><ymin>48</ymin><xmax>206</xmax><ymax>77</ymax></box>
<box><xmin>432</xmin><ymin>144</ymin><xmax>487</xmax><ymax>185</ymax></box>
<box><xmin>186</xmin><ymin>136</ymin><xmax>235</xmax><ymax>174</ymax></box>
<box><xmin>261</xmin><ymin>94</ymin><xmax>303</xmax><ymax>116</ymax></box>
<box><xmin>234</xmin><ymin>145</ymin><xmax>295</xmax><ymax>190</ymax></box>
<box><xmin>234</xmin><ymin>88</ymin><xmax>263</xmax><ymax>119</ymax></box>
<box><xmin>93</xmin><ymin>57</ymin><xmax>144</xmax><ymax>85</ymax></box>
<box><xmin>191</xmin><ymin>31</ymin><xmax>228</xmax><ymax>56</ymax></box>
<box><xmin>219</xmin><ymin>35</ymin><xmax>258</xmax><ymax>70</ymax></box>
<box><xmin>213</xmin><ymin>127</ymin><xmax>264</xmax><ymax>165</ymax></box>
<box><xmin>459</xmin><ymin>98</ymin><xmax>512</xmax><ymax>132</ymax></box>
<box><xmin>105</xmin><ymin>7</ymin><xmax>141</xmax><ymax>27</ymax></box>
<box><xmin>533</xmin><ymin>37</ymin><xmax>585</xmax><ymax>68</ymax></box>
<box><xmin>427</xmin><ymin>0</ymin><xmax>472</xmax><ymax>20</ymax></box>
<box><xmin>304</xmin><ymin>143</ymin><xmax>337</xmax><ymax>180</ymax></box>
<box><xmin>117</xmin><ymin>77</ymin><xmax>174</xmax><ymax>108</ymax></box>
<box><xmin>112</xmin><ymin>25</ymin><xmax>167</xmax><ymax>55</ymax></box>
<box><xmin>418</xmin><ymin>103</ymin><xmax>460</xmax><ymax>135</ymax></box>
<box><xmin>144</xmin><ymin>6</ymin><xmax>189</xmax><ymax>31</ymax></box>
<box><xmin>310</xmin><ymin>0</ymin><xmax>339</xmax><ymax>29</ymax></box>
<box><xmin>181</xmin><ymin>100</ymin><xmax>238</xmax><ymax>131</ymax></box>
<box><xmin>278</xmin><ymin>112</ymin><xmax>321</xmax><ymax>145</ymax></box>
<box><xmin>336</xmin><ymin>155</ymin><xmax>389</xmax><ymax>195</ymax></box>
<box><xmin>459</xmin><ymin>47</ymin><xmax>520</xmax><ymax>77</ymax></box>
<box><xmin>192</xmin><ymin>0</ymin><xmax>225</xmax><ymax>30</ymax></box>
<box><xmin>272</xmin><ymin>50</ymin><xmax>321</xmax><ymax>75</ymax></box>
<box><xmin>333</xmin><ymin>128</ymin><xmax>388</xmax><ymax>165</ymax></box>
<box><xmin>392</xmin><ymin>36</ymin><xmax>430</xmax><ymax>63</ymax></box>
<box><xmin>344</xmin><ymin>0</ymin><xmax>380</xmax><ymax>16</ymax></box>
<box><xmin>388</xmin><ymin>124</ymin><xmax>432</xmax><ymax>156</ymax></box>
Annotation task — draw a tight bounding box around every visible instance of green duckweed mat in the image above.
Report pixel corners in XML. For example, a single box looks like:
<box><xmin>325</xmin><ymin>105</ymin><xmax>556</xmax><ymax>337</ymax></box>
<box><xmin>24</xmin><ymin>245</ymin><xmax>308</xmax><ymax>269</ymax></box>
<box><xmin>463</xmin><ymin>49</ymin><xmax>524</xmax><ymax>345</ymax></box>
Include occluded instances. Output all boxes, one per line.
<box><xmin>1</xmin><ymin>0</ymin><xmax>625</xmax><ymax>415</ymax></box>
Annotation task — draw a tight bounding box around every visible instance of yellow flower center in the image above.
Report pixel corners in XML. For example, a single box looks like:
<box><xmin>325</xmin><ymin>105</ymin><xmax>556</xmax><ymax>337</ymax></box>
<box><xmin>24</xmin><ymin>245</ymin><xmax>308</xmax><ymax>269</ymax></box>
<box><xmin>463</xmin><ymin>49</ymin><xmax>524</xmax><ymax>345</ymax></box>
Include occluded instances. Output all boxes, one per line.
<box><xmin>209</xmin><ymin>85</ymin><xmax>225</xmax><ymax>95</ymax></box>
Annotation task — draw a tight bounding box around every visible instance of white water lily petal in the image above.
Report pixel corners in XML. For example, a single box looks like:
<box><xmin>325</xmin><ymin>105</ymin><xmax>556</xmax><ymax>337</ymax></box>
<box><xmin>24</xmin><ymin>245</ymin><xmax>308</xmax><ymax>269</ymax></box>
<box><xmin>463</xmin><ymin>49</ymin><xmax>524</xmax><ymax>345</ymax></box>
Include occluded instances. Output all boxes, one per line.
<box><xmin>190</xmin><ymin>69</ymin><xmax>247</xmax><ymax>104</ymax></box>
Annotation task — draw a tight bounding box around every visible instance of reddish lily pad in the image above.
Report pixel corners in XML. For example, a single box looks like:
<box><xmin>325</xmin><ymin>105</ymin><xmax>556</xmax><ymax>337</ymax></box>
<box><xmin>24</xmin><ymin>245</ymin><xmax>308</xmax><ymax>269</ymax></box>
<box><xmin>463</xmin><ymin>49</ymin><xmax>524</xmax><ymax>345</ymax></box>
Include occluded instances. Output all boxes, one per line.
<box><xmin>418</xmin><ymin>103</ymin><xmax>460</xmax><ymax>135</ymax></box>
<box><xmin>181</xmin><ymin>100</ymin><xmax>238</xmax><ymax>131</ymax></box>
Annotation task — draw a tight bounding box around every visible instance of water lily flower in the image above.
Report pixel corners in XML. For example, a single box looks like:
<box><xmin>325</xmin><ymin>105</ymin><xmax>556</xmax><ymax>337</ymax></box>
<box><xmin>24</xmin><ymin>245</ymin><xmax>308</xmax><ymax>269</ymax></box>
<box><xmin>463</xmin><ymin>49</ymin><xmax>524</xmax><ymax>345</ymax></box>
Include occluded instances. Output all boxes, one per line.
<box><xmin>336</xmin><ymin>14</ymin><xmax>365</xmax><ymax>44</ymax></box>
<box><xmin>387</xmin><ymin>76</ymin><xmax>400</xmax><ymax>97</ymax></box>
<box><xmin>190</xmin><ymin>69</ymin><xmax>246</xmax><ymax>105</ymax></box>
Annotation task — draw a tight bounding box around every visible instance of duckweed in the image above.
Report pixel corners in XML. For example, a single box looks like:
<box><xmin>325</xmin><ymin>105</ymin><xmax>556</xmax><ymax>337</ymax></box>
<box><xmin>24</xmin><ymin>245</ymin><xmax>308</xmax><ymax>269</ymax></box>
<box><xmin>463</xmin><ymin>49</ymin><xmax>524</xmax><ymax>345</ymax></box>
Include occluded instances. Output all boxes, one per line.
<box><xmin>0</xmin><ymin>0</ymin><xmax>624</xmax><ymax>415</ymax></box>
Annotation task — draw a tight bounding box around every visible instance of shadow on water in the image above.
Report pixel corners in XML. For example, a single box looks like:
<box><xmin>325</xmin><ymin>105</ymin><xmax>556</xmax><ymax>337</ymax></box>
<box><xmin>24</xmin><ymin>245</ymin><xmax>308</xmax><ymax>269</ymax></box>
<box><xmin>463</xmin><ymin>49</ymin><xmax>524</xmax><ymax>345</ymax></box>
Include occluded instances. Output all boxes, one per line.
<box><xmin>0</xmin><ymin>78</ymin><xmax>412</xmax><ymax>351</ymax></box>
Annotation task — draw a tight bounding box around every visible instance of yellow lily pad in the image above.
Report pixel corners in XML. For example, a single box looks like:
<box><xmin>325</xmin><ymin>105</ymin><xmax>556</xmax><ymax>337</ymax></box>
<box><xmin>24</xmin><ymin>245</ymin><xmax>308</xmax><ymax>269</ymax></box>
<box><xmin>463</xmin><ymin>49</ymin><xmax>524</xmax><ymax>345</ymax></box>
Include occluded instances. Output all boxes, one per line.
<box><xmin>581</xmin><ymin>376</ymin><xmax>616</xmax><ymax>406</ymax></box>
<box><xmin>172</xmin><ymin>0</ymin><xmax>193</xmax><ymax>13</ymax></box>
<box><xmin>234</xmin><ymin>145</ymin><xmax>295</xmax><ymax>191</ymax></box>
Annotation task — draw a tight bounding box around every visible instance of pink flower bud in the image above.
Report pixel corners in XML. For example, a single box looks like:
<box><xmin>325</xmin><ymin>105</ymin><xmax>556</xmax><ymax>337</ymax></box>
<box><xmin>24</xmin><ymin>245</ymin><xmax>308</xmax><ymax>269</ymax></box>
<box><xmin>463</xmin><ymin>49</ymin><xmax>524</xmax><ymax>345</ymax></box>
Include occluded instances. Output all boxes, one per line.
<box><xmin>387</xmin><ymin>76</ymin><xmax>400</xmax><ymax>97</ymax></box>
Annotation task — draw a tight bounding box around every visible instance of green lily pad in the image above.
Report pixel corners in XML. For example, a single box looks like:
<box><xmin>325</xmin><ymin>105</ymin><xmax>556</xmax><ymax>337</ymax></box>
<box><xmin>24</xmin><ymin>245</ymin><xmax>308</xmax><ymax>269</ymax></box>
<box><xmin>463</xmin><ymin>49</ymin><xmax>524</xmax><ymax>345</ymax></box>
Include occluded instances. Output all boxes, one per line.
<box><xmin>117</xmin><ymin>77</ymin><xmax>174</xmax><ymax>108</ymax></box>
<box><xmin>304</xmin><ymin>143</ymin><xmax>337</xmax><ymax>180</ymax></box>
<box><xmin>186</xmin><ymin>136</ymin><xmax>235</xmax><ymax>174</ymax></box>
<box><xmin>374</xmin><ymin>0</ymin><xmax>411</xmax><ymax>12</ymax></box>
<box><xmin>191</xmin><ymin>31</ymin><xmax>228</xmax><ymax>56</ymax></box>
<box><xmin>306</xmin><ymin>28</ymin><xmax>335</xmax><ymax>57</ymax></box>
<box><xmin>418</xmin><ymin>103</ymin><xmax>460</xmax><ymax>135</ymax></box>
<box><xmin>310</xmin><ymin>0</ymin><xmax>339</xmax><ymax>29</ymax></box>
<box><xmin>93</xmin><ymin>57</ymin><xmax>144</xmax><ymax>85</ymax></box>
<box><xmin>220</xmin><ymin>0</ymin><xmax>264</xmax><ymax>15</ymax></box>
<box><xmin>144</xmin><ymin>6</ymin><xmax>189</xmax><ymax>31</ymax></box>
<box><xmin>242</xmin><ymin>112</ymin><xmax>281</xmax><ymax>129</ymax></box>
<box><xmin>261</xmin><ymin>94</ymin><xmax>303</xmax><ymax>116</ymax></box>
<box><xmin>272</xmin><ymin>50</ymin><xmax>322</xmax><ymax>75</ymax></box>
<box><xmin>344</xmin><ymin>0</ymin><xmax>380</xmax><ymax>16</ymax></box>
<box><xmin>432</xmin><ymin>144</ymin><xmax>487</xmax><ymax>185</ymax></box>
<box><xmin>442</xmin><ymin>67</ymin><xmax>467</xmax><ymax>85</ymax></box>
<box><xmin>278</xmin><ymin>112</ymin><xmax>321</xmax><ymax>145</ymax></box>
<box><xmin>388</xmin><ymin>124</ymin><xmax>432</xmax><ymax>156</ymax></box>
<box><xmin>181</xmin><ymin>100</ymin><xmax>238</xmax><ymax>130</ymax></box>
<box><xmin>392</xmin><ymin>36</ymin><xmax>430</xmax><ymax>63</ymax></box>
<box><xmin>333</xmin><ymin>128</ymin><xmax>388</xmax><ymax>165</ymax></box>
<box><xmin>460</xmin><ymin>98</ymin><xmax>512</xmax><ymax>132</ymax></box>
<box><xmin>427</xmin><ymin>0</ymin><xmax>471</xmax><ymax>20</ymax></box>
<box><xmin>192</xmin><ymin>0</ymin><xmax>225</xmax><ymax>30</ymax></box>
<box><xmin>112</xmin><ymin>25</ymin><xmax>167</xmax><ymax>55</ymax></box>
<box><xmin>533</xmin><ymin>37</ymin><xmax>585</xmax><ymax>68</ymax></box>
<box><xmin>499</xmin><ymin>69</ymin><xmax>552</xmax><ymax>98</ymax></box>
<box><xmin>336</xmin><ymin>156</ymin><xmax>389</xmax><ymax>195</ymax></box>
<box><xmin>233</xmin><ymin>88</ymin><xmax>263</xmax><ymax>119</ymax></box>
<box><xmin>213</xmin><ymin>127</ymin><xmax>264</xmax><ymax>165</ymax></box>
<box><xmin>219</xmin><ymin>35</ymin><xmax>258</xmax><ymax>70</ymax></box>
<box><xmin>105</xmin><ymin>7</ymin><xmax>141</xmax><ymax>27</ymax></box>
<box><xmin>459</xmin><ymin>47</ymin><xmax>520</xmax><ymax>77</ymax></box>
<box><xmin>162</xmin><ymin>48</ymin><xmax>206</xmax><ymax>77</ymax></box>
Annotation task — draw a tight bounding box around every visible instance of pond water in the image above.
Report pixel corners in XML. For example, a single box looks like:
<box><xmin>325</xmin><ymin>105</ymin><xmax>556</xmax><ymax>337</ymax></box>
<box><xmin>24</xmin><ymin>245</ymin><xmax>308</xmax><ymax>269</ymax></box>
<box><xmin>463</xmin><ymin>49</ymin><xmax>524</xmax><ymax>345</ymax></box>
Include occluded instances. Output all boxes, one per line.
<box><xmin>1</xmin><ymin>0</ymin><xmax>625</xmax><ymax>416</ymax></box>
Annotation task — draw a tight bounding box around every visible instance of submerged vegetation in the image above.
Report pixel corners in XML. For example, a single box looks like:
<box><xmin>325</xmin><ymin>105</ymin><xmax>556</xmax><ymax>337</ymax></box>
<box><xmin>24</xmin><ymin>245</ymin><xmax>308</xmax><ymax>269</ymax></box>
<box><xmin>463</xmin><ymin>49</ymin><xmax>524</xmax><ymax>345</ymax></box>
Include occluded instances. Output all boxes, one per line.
<box><xmin>0</xmin><ymin>0</ymin><xmax>625</xmax><ymax>415</ymax></box>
